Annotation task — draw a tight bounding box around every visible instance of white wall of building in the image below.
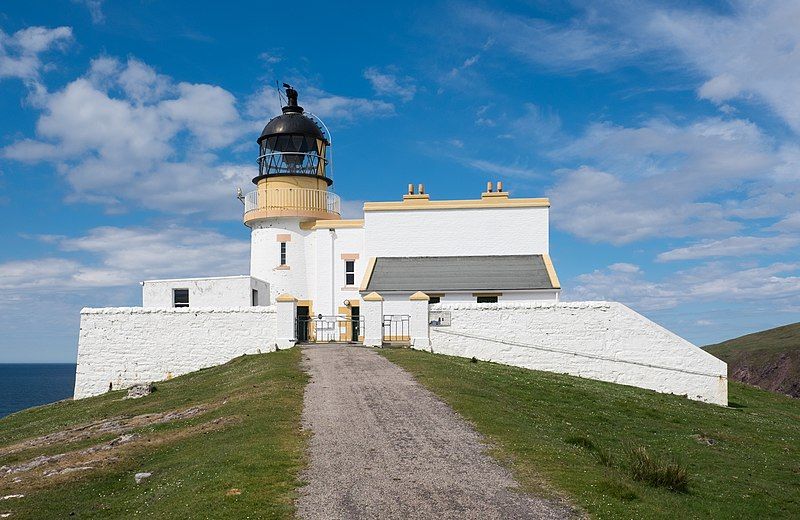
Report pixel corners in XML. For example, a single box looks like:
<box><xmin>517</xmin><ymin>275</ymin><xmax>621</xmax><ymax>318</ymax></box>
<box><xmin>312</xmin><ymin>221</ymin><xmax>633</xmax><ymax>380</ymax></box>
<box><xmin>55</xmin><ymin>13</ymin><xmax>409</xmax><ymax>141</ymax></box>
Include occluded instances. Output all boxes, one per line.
<box><xmin>74</xmin><ymin>307</ymin><xmax>278</xmax><ymax>399</ymax></box>
<box><xmin>377</xmin><ymin>290</ymin><xmax>559</xmax><ymax>316</ymax></box>
<box><xmin>142</xmin><ymin>276</ymin><xmax>269</xmax><ymax>308</ymax></box>
<box><xmin>250</xmin><ymin>218</ymin><xmax>313</xmax><ymax>303</ymax></box>
<box><xmin>420</xmin><ymin>301</ymin><xmax>727</xmax><ymax>405</ymax></box>
<box><xmin>365</xmin><ymin>206</ymin><xmax>549</xmax><ymax>258</ymax></box>
<box><xmin>311</xmin><ymin>226</ymin><xmax>366</xmax><ymax>316</ymax></box>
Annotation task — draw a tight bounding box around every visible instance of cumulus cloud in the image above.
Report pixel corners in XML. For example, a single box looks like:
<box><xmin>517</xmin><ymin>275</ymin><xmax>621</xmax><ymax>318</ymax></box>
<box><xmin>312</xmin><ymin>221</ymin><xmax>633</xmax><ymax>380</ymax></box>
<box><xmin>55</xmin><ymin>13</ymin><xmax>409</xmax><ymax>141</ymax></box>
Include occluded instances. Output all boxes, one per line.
<box><xmin>547</xmin><ymin>117</ymin><xmax>794</xmax><ymax>244</ymax></box>
<box><xmin>72</xmin><ymin>0</ymin><xmax>105</xmax><ymax>24</ymax></box>
<box><xmin>364</xmin><ymin>66</ymin><xmax>417</xmax><ymax>102</ymax></box>
<box><xmin>3</xmin><ymin>57</ymin><xmax>252</xmax><ymax>217</ymax></box>
<box><xmin>0</xmin><ymin>25</ymin><xmax>72</xmax><ymax>82</ymax></box>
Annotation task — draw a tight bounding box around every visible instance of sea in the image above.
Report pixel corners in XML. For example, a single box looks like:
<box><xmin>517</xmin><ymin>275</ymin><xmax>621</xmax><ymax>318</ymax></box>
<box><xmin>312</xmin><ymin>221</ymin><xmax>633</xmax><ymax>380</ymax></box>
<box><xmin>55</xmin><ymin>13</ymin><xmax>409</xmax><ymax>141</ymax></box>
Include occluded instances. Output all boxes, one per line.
<box><xmin>0</xmin><ymin>364</ymin><xmax>77</xmax><ymax>419</ymax></box>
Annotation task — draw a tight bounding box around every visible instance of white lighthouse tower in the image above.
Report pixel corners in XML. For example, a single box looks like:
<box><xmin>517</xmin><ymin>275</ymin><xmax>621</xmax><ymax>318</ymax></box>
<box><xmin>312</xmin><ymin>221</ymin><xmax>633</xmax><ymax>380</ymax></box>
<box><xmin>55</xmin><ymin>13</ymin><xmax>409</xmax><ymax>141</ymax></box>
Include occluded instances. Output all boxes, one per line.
<box><xmin>243</xmin><ymin>85</ymin><xmax>342</xmax><ymax>309</ymax></box>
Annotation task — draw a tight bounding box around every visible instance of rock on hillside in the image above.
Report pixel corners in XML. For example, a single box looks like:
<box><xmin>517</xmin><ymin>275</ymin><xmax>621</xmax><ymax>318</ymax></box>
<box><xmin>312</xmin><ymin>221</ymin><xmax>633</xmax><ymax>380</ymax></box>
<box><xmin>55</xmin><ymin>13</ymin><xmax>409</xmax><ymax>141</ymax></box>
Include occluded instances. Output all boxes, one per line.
<box><xmin>704</xmin><ymin>322</ymin><xmax>800</xmax><ymax>398</ymax></box>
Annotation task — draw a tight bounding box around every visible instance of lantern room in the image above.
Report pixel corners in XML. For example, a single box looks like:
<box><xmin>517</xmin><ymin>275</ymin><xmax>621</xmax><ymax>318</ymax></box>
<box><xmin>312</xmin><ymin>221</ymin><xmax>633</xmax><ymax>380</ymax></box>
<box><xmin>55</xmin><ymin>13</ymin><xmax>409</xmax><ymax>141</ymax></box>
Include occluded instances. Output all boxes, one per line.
<box><xmin>254</xmin><ymin>84</ymin><xmax>331</xmax><ymax>185</ymax></box>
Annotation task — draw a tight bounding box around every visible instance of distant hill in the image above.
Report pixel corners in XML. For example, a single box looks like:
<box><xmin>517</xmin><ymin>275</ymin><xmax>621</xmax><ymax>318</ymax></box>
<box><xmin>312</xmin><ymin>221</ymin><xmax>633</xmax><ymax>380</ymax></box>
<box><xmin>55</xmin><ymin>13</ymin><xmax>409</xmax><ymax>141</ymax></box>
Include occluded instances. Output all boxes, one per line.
<box><xmin>705</xmin><ymin>322</ymin><xmax>800</xmax><ymax>398</ymax></box>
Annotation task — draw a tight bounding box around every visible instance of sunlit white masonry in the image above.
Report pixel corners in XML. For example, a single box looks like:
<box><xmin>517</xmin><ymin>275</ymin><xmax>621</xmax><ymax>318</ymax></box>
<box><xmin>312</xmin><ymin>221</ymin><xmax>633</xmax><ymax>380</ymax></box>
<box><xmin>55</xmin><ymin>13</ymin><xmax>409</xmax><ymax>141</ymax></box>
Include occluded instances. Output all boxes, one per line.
<box><xmin>74</xmin><ymin>85</ymin><xmax>727</xmax><ymax>405</ymax></box>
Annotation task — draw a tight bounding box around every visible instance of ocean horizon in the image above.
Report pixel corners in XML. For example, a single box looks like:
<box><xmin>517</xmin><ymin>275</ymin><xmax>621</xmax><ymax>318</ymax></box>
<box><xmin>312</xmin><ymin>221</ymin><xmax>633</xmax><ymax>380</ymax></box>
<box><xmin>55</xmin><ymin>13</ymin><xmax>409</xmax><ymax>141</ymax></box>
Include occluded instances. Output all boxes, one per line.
<box><xmin>0</xmin><ymin>364</ymin><xmax>77</xmax><ymax>419</ymax></box>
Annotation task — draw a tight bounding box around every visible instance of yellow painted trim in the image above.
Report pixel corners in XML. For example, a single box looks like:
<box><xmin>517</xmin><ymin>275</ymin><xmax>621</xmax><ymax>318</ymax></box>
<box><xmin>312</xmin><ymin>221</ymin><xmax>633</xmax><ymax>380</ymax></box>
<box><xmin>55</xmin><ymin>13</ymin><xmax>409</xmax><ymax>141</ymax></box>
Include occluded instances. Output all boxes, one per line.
<box><xmin>276</xmin><ymin>234</ymin><xmax>291</xmax><ymax>242</ymax></box>
<box><xmin>402</xmin><ymin>193</ymin><xmax>430</xmax><ymax>200</ymax></box>
<box><xmin>363</xmin><ymin>197</ymin><xmax>550</xmax><ymax>212</ymax></box>
<box><xmin>276</xmin><ymin>293</ymin><xmax>296</xmax><ymax>302</ymax></box>
<box><xmin>481</xmin><ymin>191</ymin><xmax>510</xmax><ymax>199</ymax></box>
<box><xmin>409</xmin><ymin>291</ymin><xmax>430</xmax><ymax>301</ymax></box>
<box><xmin>341</xmin><ymin>253</ymin><xmax>360</xmax><ymax>260</ymax></box>
<box><xmin>359</xmin><ymin>257</ymin><xmax>377</xmax><ymax>291</ymax></box>
<box><xmin>363</xmin><ymin>291</ymin><xmax>383</xmax><ymax>302</ymax></box>
<box><xmin>542</xmin><ymin>253</ymin><xmax>561</xmax><ymax>289</ymax></box>
<box><xmin>300</xmin><ymin>219</ymin><xmax>365</xmax><ymax>230</ymax></box>
<box><xmin>472</xmin><ymin>292</ymin><xmax>503</xmax><ymax>297</ymax></box>
<box><xmin>275</xmin><ymin>265</ymin><xmax>290</xmax><ymax>270</ymax></box>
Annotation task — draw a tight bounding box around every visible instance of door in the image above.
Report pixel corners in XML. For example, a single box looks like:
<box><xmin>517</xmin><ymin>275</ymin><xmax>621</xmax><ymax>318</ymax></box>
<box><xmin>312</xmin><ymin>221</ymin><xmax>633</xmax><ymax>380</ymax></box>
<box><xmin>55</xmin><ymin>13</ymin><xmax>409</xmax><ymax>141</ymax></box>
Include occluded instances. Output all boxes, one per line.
<box><xmin>296</xmin><ymin>306</ymin><xmax>309</xmax><ymax>342</ymax></box>
<box><xmin>350</xmin><ymin>306</ymin><xmax>360</xmax><ymax>342</ymax></box>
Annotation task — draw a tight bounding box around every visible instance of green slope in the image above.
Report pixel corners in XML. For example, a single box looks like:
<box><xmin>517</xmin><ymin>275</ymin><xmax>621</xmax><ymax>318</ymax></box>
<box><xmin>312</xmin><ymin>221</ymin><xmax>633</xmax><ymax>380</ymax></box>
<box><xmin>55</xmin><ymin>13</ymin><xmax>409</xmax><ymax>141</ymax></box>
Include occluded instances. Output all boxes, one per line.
<box><xmin>705</xmin><ymin>322</ymin><xmax>800</xmax><ymax>398</ymax></box>
<box><xmin>0</xmin><ymin>349</ymin><xmax>306</xmax><ymax>520</ymax></box>
<box><xmin>381</xmin><ymin>349</ymin><xmax>800</xmax><ymax>519</ymax></box>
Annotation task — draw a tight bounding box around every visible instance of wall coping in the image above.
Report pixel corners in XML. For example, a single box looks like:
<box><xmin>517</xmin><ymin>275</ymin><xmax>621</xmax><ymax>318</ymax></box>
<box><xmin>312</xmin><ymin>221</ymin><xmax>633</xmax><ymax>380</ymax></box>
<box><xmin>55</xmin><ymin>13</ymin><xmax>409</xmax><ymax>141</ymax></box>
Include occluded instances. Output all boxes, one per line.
<box><xmin>430</xmin><ymin>300</ymin><xmax>616</xmax><ymax>310</ymax></box>
<box><xmin>81</xmin><ymin>306</ymin><xmax>277</xmax><ymax>315</ymax></box>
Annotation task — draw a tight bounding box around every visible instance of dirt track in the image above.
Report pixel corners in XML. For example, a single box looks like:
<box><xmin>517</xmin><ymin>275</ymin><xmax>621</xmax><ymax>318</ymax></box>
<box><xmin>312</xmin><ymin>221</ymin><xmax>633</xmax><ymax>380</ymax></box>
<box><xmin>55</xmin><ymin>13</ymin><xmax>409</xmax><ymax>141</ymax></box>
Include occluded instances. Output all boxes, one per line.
<box><xmin>296</xmin><ymin>344</ymin><xmax>574</xmax><ymax>519</ymax></box>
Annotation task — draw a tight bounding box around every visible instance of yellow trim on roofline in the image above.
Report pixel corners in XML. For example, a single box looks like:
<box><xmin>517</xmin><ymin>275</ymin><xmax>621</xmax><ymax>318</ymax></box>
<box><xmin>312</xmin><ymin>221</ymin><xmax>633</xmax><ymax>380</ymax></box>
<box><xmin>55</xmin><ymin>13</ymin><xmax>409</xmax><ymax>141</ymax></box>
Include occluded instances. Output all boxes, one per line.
<box><xmin>300</xmin><ymin>219</ymin><xmax>365</xmax><ymax>230</ymax></box>
<box><xmin>542</xmin><ymin>253</ymin><xmax>561</xmax><ymax>289</ymax></box>
<box><xmin>359</xmin><ymin>257</ymin><xmax>377</xmax><ymax>292</ymax></box>
<box><xmin>363</xmin><ymin>197</ymin><xmax>550</xmax><ymax>211</ymax></box>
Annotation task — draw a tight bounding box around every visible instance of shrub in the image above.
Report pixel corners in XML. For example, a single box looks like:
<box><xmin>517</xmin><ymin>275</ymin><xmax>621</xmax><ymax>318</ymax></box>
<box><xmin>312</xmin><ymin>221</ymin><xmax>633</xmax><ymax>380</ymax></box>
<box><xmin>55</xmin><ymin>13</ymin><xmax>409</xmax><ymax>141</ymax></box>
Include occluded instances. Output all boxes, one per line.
<box><xmin>626</xmin><ymin>446</ymin><xmax>689</xmax><ymax>492</ymax></box>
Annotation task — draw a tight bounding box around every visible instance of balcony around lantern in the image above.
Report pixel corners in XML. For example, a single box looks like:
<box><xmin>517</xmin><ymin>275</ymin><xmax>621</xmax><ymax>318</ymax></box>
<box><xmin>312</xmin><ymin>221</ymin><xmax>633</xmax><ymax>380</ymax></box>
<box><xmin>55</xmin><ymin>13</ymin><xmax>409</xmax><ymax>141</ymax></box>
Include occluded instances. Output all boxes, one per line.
<box><xmin>242</xmin><ymin>187</ymin><xmax>341</xmax><ymax>225</ymax></box>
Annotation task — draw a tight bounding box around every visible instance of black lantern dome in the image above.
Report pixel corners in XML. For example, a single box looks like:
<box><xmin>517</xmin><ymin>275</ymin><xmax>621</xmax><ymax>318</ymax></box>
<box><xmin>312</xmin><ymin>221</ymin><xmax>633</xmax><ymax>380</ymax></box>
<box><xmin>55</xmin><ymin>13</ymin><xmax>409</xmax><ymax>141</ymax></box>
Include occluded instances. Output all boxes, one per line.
<box><xmin>254</xmin><ymin>84</ymin><xmax>331</xmax><ymax>185</ymax></box>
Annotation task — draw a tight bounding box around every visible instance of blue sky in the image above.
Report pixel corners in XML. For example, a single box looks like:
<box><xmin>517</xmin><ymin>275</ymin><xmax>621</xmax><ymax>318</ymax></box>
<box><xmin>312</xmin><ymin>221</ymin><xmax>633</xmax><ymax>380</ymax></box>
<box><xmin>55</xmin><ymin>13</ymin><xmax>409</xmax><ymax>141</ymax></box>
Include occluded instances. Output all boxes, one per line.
<box><xmin>1</xmin><ymin>1</ymin><xmax>799</xmax><ymax>362</ymax></box>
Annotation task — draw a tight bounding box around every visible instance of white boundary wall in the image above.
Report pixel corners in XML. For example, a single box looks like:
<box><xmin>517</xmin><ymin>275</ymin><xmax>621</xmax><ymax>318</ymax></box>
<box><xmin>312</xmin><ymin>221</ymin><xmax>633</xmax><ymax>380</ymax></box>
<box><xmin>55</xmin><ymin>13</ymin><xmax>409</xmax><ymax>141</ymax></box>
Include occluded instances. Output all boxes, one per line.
<box><xmin>74</xmin><ymin>307</ymin><xmax>278</xmax><ymax>399</ymax></box>
<box><xmin>422</xmin><ymin>302</ymin><xmax>728</xmax><ymax>405</ymax></box>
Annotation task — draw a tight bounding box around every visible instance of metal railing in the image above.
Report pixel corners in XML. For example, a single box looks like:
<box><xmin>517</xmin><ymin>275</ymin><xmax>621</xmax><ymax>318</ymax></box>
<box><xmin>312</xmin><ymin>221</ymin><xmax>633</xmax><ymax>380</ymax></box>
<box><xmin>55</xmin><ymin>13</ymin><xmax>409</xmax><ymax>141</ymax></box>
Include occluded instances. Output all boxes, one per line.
<box><xmin>296</xmin><ymin>315</ymin><xmax>364</xmax><ymax>343</ymax></box>
<box><xmin>243</xmin><ymin>188</ymin><xmax>341</xmax><ymax>216</ymax></box>
<box><xmin>382</xmin><ymin>315</ymin><xmax>410</xmax><ymax>343</ymax></box>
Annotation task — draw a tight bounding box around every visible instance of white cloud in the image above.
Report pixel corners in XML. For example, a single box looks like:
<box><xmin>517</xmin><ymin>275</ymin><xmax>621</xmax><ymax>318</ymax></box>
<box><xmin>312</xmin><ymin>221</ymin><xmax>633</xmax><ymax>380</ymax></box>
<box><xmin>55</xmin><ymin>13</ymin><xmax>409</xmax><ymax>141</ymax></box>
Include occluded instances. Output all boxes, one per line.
<box><xmin>246</xmin><ymin>84</ymin><xmax>395</xmax><ymax>123</ymax></box>
<box><xmin>0</xmin><ymin>25</ymin><xmax>72</xmax><ymax>82</ymax></box>
<box><xmin>657</xmin><ymin>236</ymin><xmax>800</xmax><ymax>262</ymax></box>
<box><xmin>547</xmin><ymin>117</ymin><xmax>795</xmax><ymax>244</ymax></box>
<box><xmin>571</xmin><ymin>261</ymin><xmax>800</xmax><ymax>311</ymax></box>
<box><xmin>3</xmin><ymin>57</ymin><xmax>252</xmax><ymax>217</ymax></box>
<box><xmin>453</xmin><ymin>6</ymin><xmax>640</xmax><ymax>73</ymax></box>
<box><xmin>364</xmin><ymin>67</ymin><xmax>416</xmax><ymax>102</ymax></box>
<box><xmin>647</xmin><ymin>1</ymin><xmax>800</xmax><ymax>132</ymax></box>
<box><xmin>0</xmin><ymin>225</ymin><xmax>249</xmax><ymax>292</ymax></box>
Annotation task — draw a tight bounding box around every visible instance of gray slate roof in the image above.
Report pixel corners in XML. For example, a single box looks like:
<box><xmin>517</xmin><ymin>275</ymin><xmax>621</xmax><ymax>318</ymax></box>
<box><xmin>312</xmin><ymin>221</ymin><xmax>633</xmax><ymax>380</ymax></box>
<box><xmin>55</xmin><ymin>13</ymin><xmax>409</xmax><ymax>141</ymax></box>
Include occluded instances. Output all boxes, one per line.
<box><xmin>364</xmin><ymin>255</ymin><xmax>555</xmax><ymax>293</ymax></box>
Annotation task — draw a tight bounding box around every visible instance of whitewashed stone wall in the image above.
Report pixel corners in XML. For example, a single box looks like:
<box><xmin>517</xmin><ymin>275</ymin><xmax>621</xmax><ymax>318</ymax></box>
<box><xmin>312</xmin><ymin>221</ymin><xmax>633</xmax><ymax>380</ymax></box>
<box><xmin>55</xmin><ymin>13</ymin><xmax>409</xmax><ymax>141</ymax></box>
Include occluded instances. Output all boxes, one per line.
<box><xmin>422</xmin><ymin>302</ymin><xmax>728</xmax><ymax>405</ymax></box>
<box><xmin>74</xmin><ymin>307</ymin><xmax>278</xmax><ymax>399</ymax></box>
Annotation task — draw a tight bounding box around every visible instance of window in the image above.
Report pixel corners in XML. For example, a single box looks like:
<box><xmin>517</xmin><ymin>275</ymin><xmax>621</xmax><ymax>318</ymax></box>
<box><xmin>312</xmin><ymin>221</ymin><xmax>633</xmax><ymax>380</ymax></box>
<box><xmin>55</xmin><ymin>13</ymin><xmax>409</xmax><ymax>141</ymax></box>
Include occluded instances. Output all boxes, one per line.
<box><xmin>476</xmin><ymin>295</ymin><xmax>498</xmax><ymax>303</ymax></box>
<box><xmin>345</xmin><ymin>260</ymin><xmax>355</xmax><ymax>286</ymax></box>
<box><xmin>280</xmin><ymin>242</ymin><xmax>287</xmax><ymax>265</ymax></box>
<box><xmin>173</xmin><ymin>289</ymin><xmax>189</xmax><ymax>308</ymax></box>
<box><xmin>252</xmin><ymin>289</ymin><xmax>259</xmax><ymax>307</ymax></box>
<box><xmin>428</xmin><ymin>296</ymin><xmax>441</xmax><ymax>304</ymax></box>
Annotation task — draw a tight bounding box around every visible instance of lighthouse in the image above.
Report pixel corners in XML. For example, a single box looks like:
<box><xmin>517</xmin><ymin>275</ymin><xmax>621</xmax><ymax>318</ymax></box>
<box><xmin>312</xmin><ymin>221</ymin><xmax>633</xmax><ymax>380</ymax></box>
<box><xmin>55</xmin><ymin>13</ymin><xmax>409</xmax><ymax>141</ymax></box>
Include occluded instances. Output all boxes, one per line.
<box><xmin>244</xmin><ymin>85</ymin><xmax>342</xmax><ymax>307</ymax></box>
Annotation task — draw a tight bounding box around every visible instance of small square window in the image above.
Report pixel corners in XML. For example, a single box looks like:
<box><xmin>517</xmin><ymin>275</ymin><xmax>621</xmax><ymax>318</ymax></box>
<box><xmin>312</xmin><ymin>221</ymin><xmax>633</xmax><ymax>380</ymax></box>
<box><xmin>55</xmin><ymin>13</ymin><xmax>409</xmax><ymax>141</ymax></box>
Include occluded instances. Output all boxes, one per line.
<box><xmin>173</xmin><ymin>289</ymin><xmax>189</xmax><ymax>308</ymax></box>
<box><xmin>345</xmin><ymin>260</ymin><xmax>355</xmax><ymax>286</ymax></box>
<box><xmin>476</xmin><ymin>296</ymin><xmax>498</xmax><ymax>304</ymax></box>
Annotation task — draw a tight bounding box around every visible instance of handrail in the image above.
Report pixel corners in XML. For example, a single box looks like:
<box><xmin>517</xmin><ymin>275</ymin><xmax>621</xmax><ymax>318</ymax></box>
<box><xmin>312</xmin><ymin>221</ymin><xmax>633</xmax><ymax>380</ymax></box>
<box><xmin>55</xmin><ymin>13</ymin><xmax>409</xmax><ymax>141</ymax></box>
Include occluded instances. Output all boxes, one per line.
<box><xmin>243</xmin><ymin>188</ymin><xmax>341</xmax><ymax>216</ymax></box>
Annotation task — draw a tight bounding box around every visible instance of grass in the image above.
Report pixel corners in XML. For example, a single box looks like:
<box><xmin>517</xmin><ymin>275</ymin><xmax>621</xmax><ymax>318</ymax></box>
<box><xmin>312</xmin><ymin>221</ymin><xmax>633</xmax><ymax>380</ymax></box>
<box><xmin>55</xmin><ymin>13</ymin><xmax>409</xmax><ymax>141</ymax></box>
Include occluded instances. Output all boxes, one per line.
<box><xmin>0</xmin><ymin>349</ymin><xmax>307</xmax><ymax>519</ymax></box>
<box><xmin>380</xmin><ymin>348</ymin><xmax>800</xmax><ymax>519</ymax></box>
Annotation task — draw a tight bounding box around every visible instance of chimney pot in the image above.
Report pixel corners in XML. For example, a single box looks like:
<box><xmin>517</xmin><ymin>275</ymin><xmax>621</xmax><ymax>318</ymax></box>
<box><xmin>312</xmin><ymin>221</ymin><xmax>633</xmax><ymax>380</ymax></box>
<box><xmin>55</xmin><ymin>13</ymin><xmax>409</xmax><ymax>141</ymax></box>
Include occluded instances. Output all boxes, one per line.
<box><xmin>487</xmin><ymin>181</ymin><xmax>493</xmax><ymax>193</ymax></box>
<box><xmin>497</xmin><ymin>181</ymin><xmax>503</xmax><ymax>192</ymax></box>
<box><xmin>408</xmin><ymin>183</ymin><xmax>414</xmax><ymax>195</ymax></box>
<box><xmin>418</xmin><ymin>183</ymin><xmax>425</xmax><ymax>195</ymax></box>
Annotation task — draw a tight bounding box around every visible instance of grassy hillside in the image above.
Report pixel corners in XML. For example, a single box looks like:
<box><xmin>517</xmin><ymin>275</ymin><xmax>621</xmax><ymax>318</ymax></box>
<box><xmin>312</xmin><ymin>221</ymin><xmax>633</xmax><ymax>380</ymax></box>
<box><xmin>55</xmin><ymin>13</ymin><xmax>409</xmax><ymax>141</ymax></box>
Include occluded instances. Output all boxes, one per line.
<box><xmin>0</xmin><ymin>349</ymin><xmax>306</xmax><ymax>519</ymax></box>
<box><xmin>381</xmin><ymin>349</ymin><xmax>800</xmax><ymax>519</ymax></box>
<box><xmin>705</xmin><ymin>322</ymin><xmax>800</xmax><ymax>398</ymax></box>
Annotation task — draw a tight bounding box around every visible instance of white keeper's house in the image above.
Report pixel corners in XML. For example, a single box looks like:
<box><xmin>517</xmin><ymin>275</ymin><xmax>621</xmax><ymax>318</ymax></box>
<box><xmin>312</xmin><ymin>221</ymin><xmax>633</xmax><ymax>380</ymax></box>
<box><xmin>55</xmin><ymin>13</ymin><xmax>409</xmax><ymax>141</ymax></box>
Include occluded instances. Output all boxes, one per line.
<box><xmin>74</xmin><ymin>86</ymin><xmax>728</xmax><ymax>406</ymax></box>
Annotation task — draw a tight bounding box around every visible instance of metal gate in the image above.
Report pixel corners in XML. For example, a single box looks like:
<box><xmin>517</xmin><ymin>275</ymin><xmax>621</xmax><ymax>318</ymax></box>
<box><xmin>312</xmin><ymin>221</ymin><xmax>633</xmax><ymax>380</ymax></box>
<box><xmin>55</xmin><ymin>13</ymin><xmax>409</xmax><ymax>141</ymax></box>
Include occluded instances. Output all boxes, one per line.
<box><xmin>382</xmin><ymin>314</ymin><xmax>410</xmax><ymax>344</ymax></box>
<box><xmin>296</xmin><ymin>315</ymin><xmax>364</xmax><ymax>343</ymax></box>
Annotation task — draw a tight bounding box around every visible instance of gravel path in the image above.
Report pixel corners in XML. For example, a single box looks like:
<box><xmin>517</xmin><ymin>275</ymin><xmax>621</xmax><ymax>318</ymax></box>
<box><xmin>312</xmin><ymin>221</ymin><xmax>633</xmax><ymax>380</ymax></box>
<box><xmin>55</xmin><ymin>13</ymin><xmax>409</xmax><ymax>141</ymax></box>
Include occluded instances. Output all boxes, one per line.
<box><xmin>296</xmin><ymin>344</ymin><xmax>575</xmax><ymax>519</ymax></box>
